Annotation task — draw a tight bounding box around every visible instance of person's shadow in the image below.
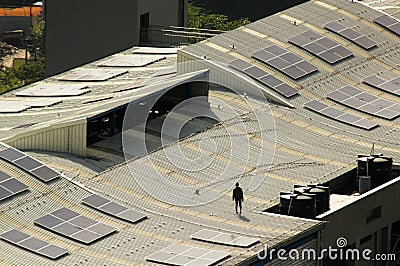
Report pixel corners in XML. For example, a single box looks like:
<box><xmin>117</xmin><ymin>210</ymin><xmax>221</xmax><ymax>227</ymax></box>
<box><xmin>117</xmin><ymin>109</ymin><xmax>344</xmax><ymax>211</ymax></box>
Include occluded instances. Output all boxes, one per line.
<box><xmin>238</xmin><ymin>215</ymin><xmax>250</xmax><ymax>222</ymax></box>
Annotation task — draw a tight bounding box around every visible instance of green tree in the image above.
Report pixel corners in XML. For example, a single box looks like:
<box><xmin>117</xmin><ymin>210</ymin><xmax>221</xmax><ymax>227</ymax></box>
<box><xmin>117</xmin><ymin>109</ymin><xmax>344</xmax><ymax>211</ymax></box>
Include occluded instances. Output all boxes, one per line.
<box><xmin>187</xmin><ymin>2</ymin><xmax>250</xmax><ymax>43</ymax></box>
<box><xmin>0</xmin><ymin>19</ymin><xmax>45</xmax><ymax>94</ymax></box>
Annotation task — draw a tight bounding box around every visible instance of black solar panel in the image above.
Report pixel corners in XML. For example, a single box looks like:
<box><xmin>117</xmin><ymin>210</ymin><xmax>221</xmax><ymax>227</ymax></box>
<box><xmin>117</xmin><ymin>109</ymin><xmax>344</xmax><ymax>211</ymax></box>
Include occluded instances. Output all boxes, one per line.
<box><xmin>228</xmin><ymin>59</ymin><xmax>252</xmax><ymax>71</ymax></box>
<box><xmin>252</xmin><ymin>49</ymin><xmax>275</xmax><ymax>62</ymax></box>
<box><xmin>340</xmin><ymin>28</ymin><xmax>362</xmax><ymax>40</ymax></box>
<box><xmin>374</xmin><ymin>15</ymin><xmax>400</xmax><ymax>37</ymax></box>
<box><xmin>82</xmin><ymin>194</ymin><xmax>147</xmax><ymax>223</ymax></box>
<box><xmin>0</xmin><ymin>147</ymin><xmax>61</xmax><ymax>183</ymax></box>
<box><xmin>34</xmin><ymin>207</ymin><xmax>117</xmax><ymax>244</ymax></box>
<box><xmin>354</xmin><ymin>36</ymin><xmax>377</xmax><ymax>50</ymax></box>
<box><xmin>289</xmin><ymin>30</ymin><xmax>353</xmax><ymax>64</ymax></box>
<box><xmin>243</xmin><ymin>66</ymin><xmax>267</xmax><ymax>79</ymax></box>
<box><xmin>304</xmin><ymin>100</ymin><xmax>379</xmax><ymax>130</ymax></box>
<box><xmin>363</xmin><ymin>75</ymin><xmax>386</xmax><ymax>87</ymax></box>
<box><xmin>0</xmin><ymin>229</ymin><xmax>68</xmax><ymax>260</ymax></box>
<box><xmin>0</xmin><ymin>187</ymin><xmax>13</xmax><ymax>200</ymax></box>
<box><xmin>228</xmin><ymin>58</ymin><xmax>298</xmax><ymax>97</ymax></box>
<box><xmin>1</xmin><ymin>178</ymin><xmax>28</xmax><ymax>193</ymax></box>
<box><xmin>282</xmin><ymin>66</ymin><xmax>306</xmax><ymax>79</ymax></box>
<box><xmin>389</xmin><ymin>23</ymin><xmax>400</xmax><ymax>36</ymax></box>
<box><xmin>316</xmin><ymin>37</ymin><xmax>337</xmax><ymax>49</ymax></box>
<box><xmin>304</xmin><ymin>42</ymin><xmax>325</xmax><ymax>54</ymax></box>
<box><xmin>267</xmin><ymin>57</ymin><xmax>291</xmax><ymax>69</ymax></box>
<box><xmin>374</xmin><ymin>15</ymin><xmax>397</xmax><ymax>27</ymax></box>
<box><xmin>0</xmin><ymin>172</ymin><xmax>10</xmax><ymax>182</ymax></box>
<box><xmin>0</xmin><ymin>148</ymin><xmax>25</xmax><ymax>161</ymax></box>
<box><xmin>319</xmin><ymin>51</ymin><xmax>341</xmax><ymax>64</ymax></box>
<box><xmin>13</xmin><ymin>156</ymin><xmax>42</xmax><ymax>171</ymax></box>
<box><xmin>274</xmin><ymin>84</ymin><xmax>298</xmax><ymax>98</ymax></box>
<box><xmin>259</xmin><ymin>75</ymin><xmax>283</xmax><ymax>88</ymax></box>
<box><xmin>363</xmin><ymin>75</ymin><xmax>400</xmax><ymax>97</ymax></box>
<box><xmin>325</xmin><ymin>21</ymin><xmax>347</xmax><ymax>32</ymax></box>
<box><xmin>31</xmin><ymin>166</ymin><xmax>60</xmax><ymax>182</ymax></box>
<box><xmin>252</xmin><ymin>45</ymin><xmax>318</xmax><ymax>80</ymax></box>
<box><xmin>0</xmin><ymin>171</ymin><xmax>28</xmax><ymax>201</ymax></box>
<box><xmin>328</xmin><ymin>85</ymin><xmax>400</xmax><ymax>120</ymax></box>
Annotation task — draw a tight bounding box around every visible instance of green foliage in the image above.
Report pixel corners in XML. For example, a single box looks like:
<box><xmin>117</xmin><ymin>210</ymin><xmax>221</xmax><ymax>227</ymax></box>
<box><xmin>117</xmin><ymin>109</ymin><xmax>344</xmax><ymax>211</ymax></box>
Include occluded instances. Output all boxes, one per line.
<box><xmin>0</xmin><ymin>61</ymin><xmax>45</xmax><ymax>94</ymax></box>
<box><xmin>0</xmin><ymin>18</ymin><xmax>45</xmax><ymax>95</ymax></box>
<box><xmin>188</xmin><ymin>2</ymin><xmax>250</xmax><ymax>32</ymax></box>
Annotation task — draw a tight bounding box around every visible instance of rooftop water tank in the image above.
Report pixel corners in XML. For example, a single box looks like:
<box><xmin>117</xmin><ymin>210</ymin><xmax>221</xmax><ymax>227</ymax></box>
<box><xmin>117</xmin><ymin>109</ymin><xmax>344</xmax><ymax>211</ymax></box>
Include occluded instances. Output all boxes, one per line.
<box><xmin>357</xmin><ymin>155</ymin><xmax>392</xmax><ymax>189</ymax></box>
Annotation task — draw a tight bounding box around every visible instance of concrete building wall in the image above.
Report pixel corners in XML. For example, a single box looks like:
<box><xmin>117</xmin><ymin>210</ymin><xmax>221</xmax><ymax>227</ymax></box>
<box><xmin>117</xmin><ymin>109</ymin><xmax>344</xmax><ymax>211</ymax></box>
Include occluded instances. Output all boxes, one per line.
<box><xmin>45</xmin><ymin>0</ymin><xmax>186</xmax><ymax>77</ymax></box>
<box><xmin>3</xmin><ymin>120</ymin><xmax>87</xmax><ymax>156</ymax></box>
<box><xmin>319</xmin><ymin>177</ymin><xmax>400</xmax><ymax>261</ymax></box>
<box><xmin>193</xmin><ymin>0</ymin><xmax>309</xmax><ymax>21</ymax></box>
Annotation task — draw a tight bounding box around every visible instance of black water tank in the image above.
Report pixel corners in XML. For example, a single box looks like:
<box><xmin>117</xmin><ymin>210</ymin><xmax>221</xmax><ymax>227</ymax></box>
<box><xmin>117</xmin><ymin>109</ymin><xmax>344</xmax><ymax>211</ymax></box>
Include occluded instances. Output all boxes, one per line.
<box><xmin>279</xmin><ymin>192</ymin><xmax>292</xmax><ymax>215</ymax></box>
<box><xmin>291</xmin><ymin>193</ymin><xmax>316</xmax><ymax>219</ymax></box>
<box><xmin>308</xmin><ymin>187</ymin><xmax>330</xmax><ymax>215</ymax></box>
<box><xmin>357</xmin><ymin>155</ymin><xmax>393</xmax><ymax>189</ymax></box>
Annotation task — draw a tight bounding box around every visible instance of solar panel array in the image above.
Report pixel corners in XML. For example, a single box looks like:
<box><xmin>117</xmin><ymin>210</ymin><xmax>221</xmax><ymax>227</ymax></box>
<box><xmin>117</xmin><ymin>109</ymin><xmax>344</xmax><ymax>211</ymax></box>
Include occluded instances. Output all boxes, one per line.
<box><xmin>374</xmin><ymin>15</ymin><xmax>400</xmax><ymax>37</ymax></box>
<box><xmin>252</xmin><ymin>45</ymin><xmax>318</xmax><ymax>79</ymax></box>
<box><xmin>288</xmin><ymin>30</ymin><xmax>353</xmax><ymax>64</ymax></box>
<box><xmin>57</xmin><ymin>69</ymin><xmax>128</xmax><ymax>81</ymax></box>
<box><xmin>1</xmin><ymin>229</ymin><xmax>68</xmax><ymax>260</ymax></box>
<box><xmin>363</xmin><ymin>75</ymin><xmax>400</xmax><ymax>96</ymax></box>
<box><xmin>16</xmin><ymin>84</ymin><xmax>91</xmax><ymax>97</ymax></box>
<box><xmin>0</xmin><ymin>147</ymin><xmax>60</xmax><ymax>182</ymax></box>
<box><xmin>304</xmin><ymin>100</ymin><xmax>379</xmax><ymax>130</ymax></box>
<box><xmin>98</xmin><ymin>55</ymin><xmax>166</xmax><ymax>67</ymax></box>
<box><xmin>191</xmin><ymin>229</ymin><xmax>259</xmax><ymax>247</ymax></box>
<box><xmin>82</xmin><ymin>194</ymin><xmax>147</xmax><ymax>223</ymax></box>
<box><xmin>327</xmin><ymin>86</ymin><xmax>400</xmax><ymax>120</ymax></box>
<box><xmin>34</xmin><ymin>207</ymin><xmax>117</xmax><ymax>244</ymax></box>
<box><xmin>228</xmin><ymin>59</ymin><xmax>298</xmax><ymax>97</ymax></box>
<box><xmin>324</xmin><ymin>21</ymin><xmax>377</xmax><ymax>50</ymax></box>
<box><xmin>0</xmin><ymin>171</ymin><xmax>28</xmax><ymax>201</ymax></box>
<box><xmin>146</xmin><ymin>244</ymin><xmax>230</xmax><ymax>266</ymax></box>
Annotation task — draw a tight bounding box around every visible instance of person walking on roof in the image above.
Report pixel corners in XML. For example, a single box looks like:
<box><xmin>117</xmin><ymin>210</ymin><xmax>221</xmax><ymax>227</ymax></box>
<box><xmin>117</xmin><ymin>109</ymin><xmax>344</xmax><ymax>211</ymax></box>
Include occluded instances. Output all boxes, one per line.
<box><xmin>233</xmin><ymin>182</ymin><xmax>244</xmax><ymax>215</ymax></box>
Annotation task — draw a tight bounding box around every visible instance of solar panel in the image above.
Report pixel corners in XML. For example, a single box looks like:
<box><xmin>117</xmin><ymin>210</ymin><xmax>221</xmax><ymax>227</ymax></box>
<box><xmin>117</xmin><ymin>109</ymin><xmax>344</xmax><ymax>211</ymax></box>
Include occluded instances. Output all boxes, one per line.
<box><xmin>98</xmin><ymin>55</ymin><xmax>166</xmax><ymax>67</ymax></box>
<box><xmin>243</xmin><ymin>66</ymin><xmax>268</xmax><ymax>79</ymax></box>
<box><xmin>289</xmin><ymin>30</ymin><xmax>353</xmax><ymax>64</ymax></box>
<box><xmin>340</xmin><ymin>28</ymin><xmax>362</xmax><ymax>40</ymax></box>
<box><xmin>58</xmin><ymin>69</ymin><xmax>128</xmax><ymax>81</ymax></box>
<box><xmin>363</xmin><ymin>75</ymin><xmax>400</xmax><ymax>96</ymax></box>
<box><xmin>228</xmin><ymin>59</ymin><xmax>252</xmax><ymax>71</ymax></box>
<box><xmin>0</xmin><ymin>229</ymin><xmax>68</xmax><ymax>259</ymax></box>
<box><xmin>34</xmin><ymin>207</ymin><xmax>117</xmax><ymax>244</ymax></box>
<box><xmin>15</xmin><ymin>84</ymin><xmax>91</xmax><ymax>97</ymax></box>
<box><xmin>316</xmin><ymin>37</ymin><xmax>338</xmax><ymax>49</ymax></box>
<box><xmin>304</xmin><ymin>100</ymin><xmax>379</xmax><ymax>130</ymax></box>
<box><xmin>13</xmin><ymin>156</ymin><xmax>42</xmax><ymax>171</ymax></box>
<box><xmin>0</xmin><ymin>146</ymin><xmax>61</xmax><ymax>183</ymax></box>
<box><xmin>228</xmin><ymin>59</ymin><xmax>298</xmax><ymax>97</ymax></box>
<box><xmin>327</xmin><ymin>86</ymin><xmax>400</xmax><ymax>120</ymax></box>
<box><xmin>252</xmin><ymin>45</ymin><xmax>318</xmax><ymax>79</ymax></box>
<box><xmin>0</xmin><ymin>171</ymin><xmax>28</xmax><ymax>201</ymax></box>
<box><xmin>30</xmin><ymin>166</ymin><xmax>60</xmax><ymax>182</ymax></box>
<box><xmin>146</xmin><ymin>244</ymin><xmax>230</xmax><ymax>266</ymax></box>
<box><xmin>374</xmin><ymin>15</ymin><xmax>400</xmax><ymax>36</ymax></box>
<box><xmin>191</xmin><ymin>229</ymin><xmax>259</xmax><ymax>247</ymax></box>
<box><xmin>274</xmin><ymin>84</ymin><xmax>299</xmax><ymax>98</ymax></box>
<box><xmin>82</xmin><ymin>194</ymin><xmax>147</xmax><ymax>223</ymax></box>
<box><xmin>0</xmin><ymin>172</ymin><xmax>10</xmax><ymax>182</ymax></box>
<box><xmin>0</xmin><ymin>148</ymin><xmax>25</xmax><ymax>161</ymax></box>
